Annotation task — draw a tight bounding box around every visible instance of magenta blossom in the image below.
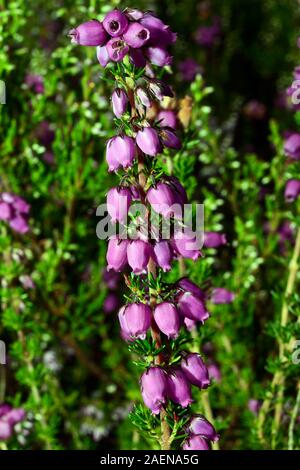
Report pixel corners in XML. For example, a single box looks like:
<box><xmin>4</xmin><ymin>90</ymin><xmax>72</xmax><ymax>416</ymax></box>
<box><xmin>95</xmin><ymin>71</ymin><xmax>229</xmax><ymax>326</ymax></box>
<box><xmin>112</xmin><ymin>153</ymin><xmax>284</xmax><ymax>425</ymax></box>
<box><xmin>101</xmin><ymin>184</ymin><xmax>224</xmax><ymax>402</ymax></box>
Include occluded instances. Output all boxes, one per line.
<box><xmin>106</xmin><ymin>37</ymin><xmax>130</xmax><ymax>62</ymax></box>
<box><xmin>154</xmin><ymin>302</ymin><xmax>180</xmax><ymax>339</ymax></box>
<box><xmin>157</xmin><ymin>110</ymin><xmax>177</xmax><ymax>129</ymax></box>
<box><xmin>0</xmin><ymin>193</ymin><xmax>30</xmax><ymax>234</ymax></box>
<box><xmin>284</xmin><ymin>179</ymin><xmax>300</xmax><ymax>202</ymax></box>
<box><xmin>118</xmin><ymin>303</ymin><xmax>151</xmax><ymax>339</ymax></box>
<box><xmin>178</xmin><ymin>59</ymin><xmax>202</xmax><ymax>82</ymax></box>
<box><xmin>141</xmin><ymin>367</ymin><xmax>168</xmax><ymax>414</ymax></box>
<box><xmin>284</xmin><ymin>133</ymin><xmax>300</xmax><ymax>160</ymax></box>
<box><xmin>127</xmin><ymin>239</ymin><xmax>152</xmax><ymax>274</ymax></box>
<box><xmin>211</xmin><ymin>288</ymin><xmax>235</xmax><ymax>304</ymax></box>
<box><xmin>136</xmin><ymin>127</ymin><xmax>162</xmax><ymax>156</ymax></box>
<box><xmin>178</xmin><ymin>291</ymin><xmax>209</xmax><ymax>323</ymax></box>
<box><xmin>103</xmin><ymin>10</ymin><xmax>129</xmax><ymax>37</ymax></box>
<box><xmin>188</xmin><ymin>415</ymin><xmax>219</xmax><ymax>442</ymax></box>
<box><xmin>183</xmin><ymin>435</ymin><xmax>210</xmax><ymax>450</ymax></box>
<box><xmin>69</xmin><ymin>20</ymin><xmax>108</xmax><ymax>46</ymax></box>
<box><xmin>181</xmin><ymin>353</ymin><xmax>210</xmax><ymax>389</ymax></box>
<box><xmin>106</xmin><ymin>186</ymin><xmax>132</xmax><ymax>224</ymax></box>
<box><xmin>106</xmin><ymin>135</ymin><xmax>135</xmax><ymax>171</ymax></box>
<box><xmin>106</xmin><ymin>237</ymin><xmax>128</xmax><ymax>271</ymax></box>
<box><xmin>0</xmin><ymin>404</ymin><xmax>25</xmax><ymax>441</ymax></box>
<box><xmin>167</xmin><ymin>369</ymin><xmax>193</xmax><ymax>407</ymax></box>
<box><xmin>203</xmin><ymin>232</ymin><xmax>227</xmax><ymax>248</ymax></box>
<box><xmin>111</xmin><ymin>88</ymin><xmax>128</xmax><ymax>118</ymax></box>
<box><xmin>123</xmin><ymin>22</ymin><xmax>150</xmax><ymax>48</ymax></box>
<box><xmin>25</xmin><ymin>74</ymin><xmax>44</xmax><ymax>94</ymax></box>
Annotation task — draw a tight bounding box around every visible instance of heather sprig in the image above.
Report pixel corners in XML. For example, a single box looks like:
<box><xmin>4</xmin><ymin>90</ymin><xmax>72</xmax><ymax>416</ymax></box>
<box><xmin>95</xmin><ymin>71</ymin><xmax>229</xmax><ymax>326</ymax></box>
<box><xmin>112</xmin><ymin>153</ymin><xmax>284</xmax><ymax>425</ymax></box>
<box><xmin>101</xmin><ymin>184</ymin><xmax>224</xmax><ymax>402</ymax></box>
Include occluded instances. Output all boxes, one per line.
<box><xmin>70</xmin><ymin>8</ymin><xmax>218</xmax><ymax>450</ymax></box>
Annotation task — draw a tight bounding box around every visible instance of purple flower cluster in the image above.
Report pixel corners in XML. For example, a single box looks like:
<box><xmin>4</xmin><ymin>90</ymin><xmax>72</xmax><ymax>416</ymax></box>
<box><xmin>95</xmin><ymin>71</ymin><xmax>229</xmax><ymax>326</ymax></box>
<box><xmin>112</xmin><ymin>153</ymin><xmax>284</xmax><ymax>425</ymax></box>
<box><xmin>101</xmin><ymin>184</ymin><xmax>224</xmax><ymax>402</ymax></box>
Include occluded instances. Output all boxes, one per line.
<box><xmin>140</xmin><ymin>352</ymin><xmax>210</xmax><ymax>414</ymax></box>
<box><xmin>0</xmin><ymin>193</ymin><xmax>30</xmax><ymax>234</ymax></box>
<box><xmin>105</xmin><ymin>125</ymin><xmax>180</xmax><ymax>172</ymax></box>
<box><xmin>69</xmin><ymin>9</ymin><xmax>176</xmax><ymax>68</ymax></box>
<box><xmin>0</xmin><ymin>404</ymin><xmax>25</xmax><ymax>441</ymax></box>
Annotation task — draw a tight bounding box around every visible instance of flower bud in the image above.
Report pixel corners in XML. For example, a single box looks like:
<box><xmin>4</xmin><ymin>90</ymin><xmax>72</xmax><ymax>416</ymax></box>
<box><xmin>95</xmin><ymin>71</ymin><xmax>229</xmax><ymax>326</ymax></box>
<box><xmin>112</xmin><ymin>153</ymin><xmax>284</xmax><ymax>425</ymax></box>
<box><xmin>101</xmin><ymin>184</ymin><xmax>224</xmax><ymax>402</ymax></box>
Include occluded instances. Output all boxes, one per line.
<box><xmin>188</xmin><ymin>415</ymin><xmax>219</xmax><ymax>442</ymax></box>
<box><xmin>106</xmin><ymin>135</ymin><xmax>135</xmax><ymax>171</ymax></box>
<box><xmin>160</xmin><ymin>128</ymin><xmax>181</xmax><ymax>149</ymax></box>
<box><xmin>136</xmin><ymin>127</ymin><xmax>162</xmax><ymax>156</ymax></box>
<box><xmin>107</xmin><ymin>187</ymin><xmax>132</xmax><ymax>224</ymax></box>
<box><xmin>177</xmin><ymin>278</ymin><xmax>205</xmax><ymax>301</ymax></box>
<box><xmin>181</xmin><ymin>353</ymin><xmax>210</xmax><ymax>388</ymax></box>
<box><xmin>9</xmin><ymin>215</ymin><xmax>29</xmax><ymax>234</ymax></box>
<box><xmin>203</xmin><ymin>232</ymin><xmax>226</xmax><ymax>248</ymax></box>
<box><xmin>148</xmin><ymin>80</ymin><xmax>173</xmax><ymax>101</ymax></box>
<box><xmin>178</xmin><ymin>292</ymin><xmax>209</xmax><ymax>323</ymax></box>
<box><xmin>69</xmin><ymin>20</ymin><xmax>108</xmax><ymax>46</ymax></box>
<box><xmin>183</xmin><ymin>435</ymin><xmax>210</xmax><ymax>450</ymax></box>
<box><xmin>157</xmin><ymin>110</ymin><xmax>177</xmax><ymax>129</ymax></box>
<box><xmin>136</xmin><ymin>87</ymin><xmax>152</xmax><ymax>108</ymax></box>
<box><xmin>140</xmin><ymin>14</ymin><xmax>177</xmax><ymax>47</ymax></box>
<box><xmin>12</xmin><ymin>196</ymin><xmax>30</xmax><ymax>214</ymax></box>
<box><xmin>146</xmin><ymin>47</ymin><xmax>173</xmax><ymax>67</ymax></box>
<box><xmin>284</xmin><ymin>133</ymin><xmax>300</xmax><ymax>160</ymax></box>
<box><xmin>112</xmin><ymin>88</ymin><xmax>128</xmax><ymax>118</ymax></box>
<box><xmin>208</xmin><ymin>363</ymin><xmax>221</xmax><ymax>382</ymax></box>
<box><xmin>127</xmin><ymin>240</ymin><xmax>152</xmax><ymax>274</ymax></box>
<box><xmin>103</xmin><ymin>10</ymin><xmax>129</xmax><ymax>37</ymax></box>
<box><xmin>167</xmin><ymin>369</ymin><xmax>192</xmax><ymax>407</ymax></box>
<box><xmin>125</xmin><ymin>9</ymin><xmax>144</xmax><ymax>21</ymax></box>
<box><xmin>96</xmin><ymin>45</ymin><xmax>110</xmax><ymax>67</ymax></box>
<box><xmin>123</xmin><ymin>22</ymin><xmax>150</xmax><ymax>48</ymax></box>
<box><xmin>147</xmin><ymin>182</ymin><xmax>182</xmax><ymax>218</ymax></box>
<box><xmin>284</xmin><ymin>179</ymin><xmax>300</xmax><ymax>202</ymax></box>
<box><xmin>104</xmin><ymin>293</ymin><xmax>120</xmax><ymax>314</ymax></box>
<box><xmin>106</xmin><ymin>37</ymin><xmax>129</xmax><ymax>62</ymax></box>
<box><xmin>173</xmin><ymin>230</ymin><xmax>201</xmax><ymax>260</ymax></box>
<box><xmin>141</xmin><ymin>367</ymin><xmax>168</xmax><ymax>414</ymax></box>
<box><xmin>153</xmin><ymin>241</ymin><xmax>172</xmax><ymax>272</ymax></box>
<box><xmin>154</xmin><ymin>302</ymin><xmax>180</xmax><ymax>339</ymax></box>
<box><xmin>0</xmin><ymin>421</ymin><xmax>12</xmax><ymax>440</ymax></box>
<box><xmin>119</xmin><ymin>303</ymin><xmax>151</xmax><ymax>339</ymax></box>
<box><xmin>106</xmin><ymin>237</ymin><xmax>128</xmax><ymax>271</ymax></box>
<box><xmin>0</xmin><ymin>202</ymin><xmax>12</xmax><ymax>221</ymax></box>
<box><xmin>184</xmin><ymin>317</ymin><xmax>197</xmax><ymax>331</ymax></box>
<box><xmin>211</xmin><ymin>288</ymin><xmax>235</xmax><ymax>304</ymax></box>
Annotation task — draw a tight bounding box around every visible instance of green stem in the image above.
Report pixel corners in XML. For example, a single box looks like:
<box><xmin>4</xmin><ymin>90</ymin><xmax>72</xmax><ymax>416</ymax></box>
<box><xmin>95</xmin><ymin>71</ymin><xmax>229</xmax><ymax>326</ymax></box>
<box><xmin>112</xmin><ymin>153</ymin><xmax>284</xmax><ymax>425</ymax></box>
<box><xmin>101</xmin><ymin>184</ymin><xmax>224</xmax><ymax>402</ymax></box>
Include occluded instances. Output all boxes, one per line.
<box><xmin>288</xmin><ymin>383</ymin><xmax>300</xmax><ymax>450</ymax></box>
<box><xmin>258</xmin><ymin>226</ymin><xmax>300</xmax><ymax>446</ymax></box>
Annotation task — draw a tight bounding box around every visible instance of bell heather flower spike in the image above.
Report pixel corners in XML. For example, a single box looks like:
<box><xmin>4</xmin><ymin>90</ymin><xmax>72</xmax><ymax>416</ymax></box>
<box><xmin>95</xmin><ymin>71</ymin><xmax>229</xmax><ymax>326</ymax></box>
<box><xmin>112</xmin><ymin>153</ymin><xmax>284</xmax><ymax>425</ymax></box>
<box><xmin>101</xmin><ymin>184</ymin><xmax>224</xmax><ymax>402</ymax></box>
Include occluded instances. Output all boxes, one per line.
<box><xmin>73</xmin><ymin>8</ymin><xmax>218</xmax><ymax>450</ymax></box>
